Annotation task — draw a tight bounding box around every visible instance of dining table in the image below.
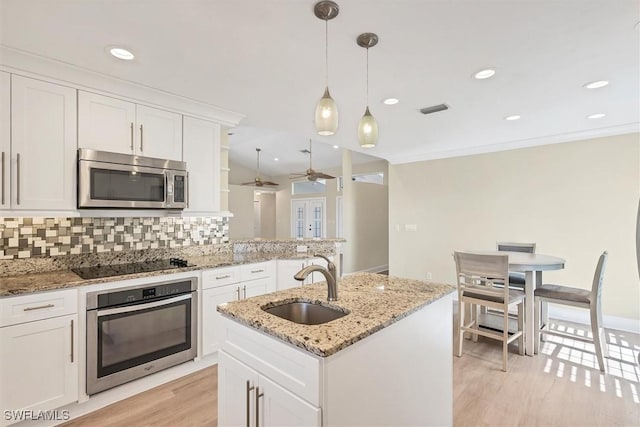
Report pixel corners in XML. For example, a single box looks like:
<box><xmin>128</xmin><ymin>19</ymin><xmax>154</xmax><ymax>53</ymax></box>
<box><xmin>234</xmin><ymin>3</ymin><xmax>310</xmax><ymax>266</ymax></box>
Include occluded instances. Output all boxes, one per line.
<box><xmin>470</xmin><ymin>251</ymin><xmax>566</xmax><ymax>356</ymax></box>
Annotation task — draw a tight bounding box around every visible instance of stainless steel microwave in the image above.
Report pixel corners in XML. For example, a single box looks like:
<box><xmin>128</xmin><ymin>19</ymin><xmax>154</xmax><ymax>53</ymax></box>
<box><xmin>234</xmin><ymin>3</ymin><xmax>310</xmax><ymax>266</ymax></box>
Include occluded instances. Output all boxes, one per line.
<box><xmin>78</xmin><ymin>149</ymin><xmax>188</xmax><ymax>209</ymax></box>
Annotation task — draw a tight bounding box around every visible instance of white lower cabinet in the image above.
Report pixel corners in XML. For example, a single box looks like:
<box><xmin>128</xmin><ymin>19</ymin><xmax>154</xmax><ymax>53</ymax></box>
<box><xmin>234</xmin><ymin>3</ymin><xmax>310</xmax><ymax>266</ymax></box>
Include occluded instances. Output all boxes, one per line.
<box><xmin>218</xmin><ymin>351</ymin><xmax>320</xmax><ymax>427</ymax></box>
<box><xmin>202</xmin><ymin>262</ymin><xmax>276</xmax><ymax>357</ymax></box>
<box><xmin>0</xmin><ymin>288</ymin><xmax>79</xmax><ymax>426</ymax></box>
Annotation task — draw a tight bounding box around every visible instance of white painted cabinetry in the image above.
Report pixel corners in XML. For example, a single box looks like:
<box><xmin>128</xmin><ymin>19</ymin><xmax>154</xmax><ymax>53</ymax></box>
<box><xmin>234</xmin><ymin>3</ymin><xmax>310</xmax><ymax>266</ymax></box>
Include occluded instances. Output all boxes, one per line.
<box><xmin>8</xmin><ymin>75</ymin><xmax>77</xmax><ymax>211</ymax></box>
<box><xmin>218</xmin><ymin>351</ymin><xmax>320</xmax><ymax>427</ymax></box>
<box><xmin>0</xmin><ymin>289</ymin><xmax>79</xmax><ymax>426</ymax></box>
<box><xmin>201</xmin><ymin>262</ymin><xmax>276</xmax><ymax>356</ymax></box>
<box><xmin>0</xmin><ymin>72</ymin><xmax>9</xmax><ymax>210</ymax></box>
<box><xmin>78</xmin><ymin>91</ymin><xmax>182</xmax><ymax>160</ymax></box>
<box><xmin>182</xmin><ymin>116</ymin><xmax>220</xmax><ymax>213</ymax></box>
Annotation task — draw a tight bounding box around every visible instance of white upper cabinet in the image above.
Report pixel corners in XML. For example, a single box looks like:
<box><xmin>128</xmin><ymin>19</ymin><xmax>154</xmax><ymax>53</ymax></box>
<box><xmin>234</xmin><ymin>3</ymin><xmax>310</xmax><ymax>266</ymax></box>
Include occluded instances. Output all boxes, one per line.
<box><xmin>0</xmin><ymin>72</ymin><xmax>9</xmax><ymax>210</ymax></box>
<box><xmin>135</xmin><ymin>105</ymin><xmax>182</xmax><ymax>160</ymax></box>
<box><xmin>183</xmin><ymin>116</ymin><xmax>220</xmax><ymax>213</ymax></box>
<box><xmin>10</xmin><ymin>75</ymin><xmax>77</xmax><ymax>211</ymax></box>
<box><xmin>78</xmin><ymin>91</ymin><xmax>136</xmax><ymax>154</ymax></box>
<box><xmin>78</xmin><ymin>91</ymin><xmax>182</xmax><ymax>161</ymax></box>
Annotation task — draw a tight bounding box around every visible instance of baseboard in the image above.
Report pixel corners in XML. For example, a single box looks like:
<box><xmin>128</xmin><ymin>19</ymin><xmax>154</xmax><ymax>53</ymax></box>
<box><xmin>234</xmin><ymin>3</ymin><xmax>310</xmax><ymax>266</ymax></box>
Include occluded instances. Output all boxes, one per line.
<box><xmin>345</xmin><ymin>264</ymin><xmax>389</xmax><ymax>276</ymax></box>
<box><xmin>547</xmin><ymin>305</ymin><xmax>640</xmax><ymax>334</ymax></box>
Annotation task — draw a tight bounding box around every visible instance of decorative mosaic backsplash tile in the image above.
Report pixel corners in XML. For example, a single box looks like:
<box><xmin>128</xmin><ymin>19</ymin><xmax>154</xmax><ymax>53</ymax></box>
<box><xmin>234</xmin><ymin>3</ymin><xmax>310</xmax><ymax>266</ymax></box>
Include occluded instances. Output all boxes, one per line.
<box><xmin>0</xmin><ymin>216</ymin><xmax>229</xmax><ymax>260</ymax></box>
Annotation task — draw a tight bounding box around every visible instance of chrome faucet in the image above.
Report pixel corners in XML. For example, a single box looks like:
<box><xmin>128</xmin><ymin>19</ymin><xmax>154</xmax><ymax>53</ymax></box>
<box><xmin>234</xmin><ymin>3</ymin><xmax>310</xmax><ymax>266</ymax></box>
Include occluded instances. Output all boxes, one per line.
<box><xmin>294</xmin><ymin>254</ymin><xmax>338</xmax><ymax>301</ymax></box>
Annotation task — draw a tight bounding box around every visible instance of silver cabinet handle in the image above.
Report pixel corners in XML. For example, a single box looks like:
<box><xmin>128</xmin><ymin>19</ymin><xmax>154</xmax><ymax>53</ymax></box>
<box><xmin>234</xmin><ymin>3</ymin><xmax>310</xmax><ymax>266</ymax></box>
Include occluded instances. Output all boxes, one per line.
<box><xmin>251</xmin><ymin>269</ymin><xmax>265</xmax><ymax>274</ymax></box>
<box><xmin>216</xmin><ymin>274</ymin><xmax>231</xmax><ymax>280</ymax></box>
<box><xmin>236</xmin><ymin>287</ymin><xmax>241</xmax><ymax>301</ymax></box>
<box><xmin>246</xmin><ymin>380</ymin><xmax>255</xmax><ymax>427</ymax></box>
<box><xmin>255</xmin><ymin>386</ymin><xmax>264</xmax><ymax>427</ymax></box>
<box><xmin>23</xmin><ymin>303</ymin><xmax>55</xmax><ymax>311</ymax></box>
<box><xmin>70</xmin><ymin>319</ymin><xmax>74</xmax><ymax>363</ymax></box>
<box><xmin>130</xmin><ymin>122</ymin><xmax>134</xmax><ymax>151</ymax></box>
<box><xmin>1</xmin><ymin>151</ymin><xmax>4</xmax><ymax>205</ymax></box>
<box><xmin>243</xmin><ymin>285</ymin><xmax>247</xmax><ymax>299</ymax></box>
<box><xmin>16</xmin><ymin>153</ymin><xmax>20</xmax><ymax>205</ymax></box>
<box><xmin>139</xmin><ymin>124</ymin><xmax>144</xmax><ymax>152</ymax></box>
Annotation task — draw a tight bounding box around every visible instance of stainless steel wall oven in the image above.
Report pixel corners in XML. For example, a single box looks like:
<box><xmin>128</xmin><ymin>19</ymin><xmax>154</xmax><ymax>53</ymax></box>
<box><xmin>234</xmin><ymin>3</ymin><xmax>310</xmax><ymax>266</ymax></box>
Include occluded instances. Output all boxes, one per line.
<box><xmin>86</xmin><ymin>277</ymin><xmax>197</xmax><ymax>395</ymax></box>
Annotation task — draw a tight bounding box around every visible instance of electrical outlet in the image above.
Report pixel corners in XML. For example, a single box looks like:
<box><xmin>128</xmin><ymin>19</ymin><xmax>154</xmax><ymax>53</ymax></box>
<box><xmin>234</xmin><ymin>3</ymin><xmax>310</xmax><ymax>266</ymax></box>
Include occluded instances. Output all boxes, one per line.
<box><xmin>296</xmin><ymin>245</ymin><xmax>308</xmax><ymax>253</ymax></box>
<box><xmin>426</xmin><ymin>272</ymin><xmax>432</xmax><ymax>280</ymax></box>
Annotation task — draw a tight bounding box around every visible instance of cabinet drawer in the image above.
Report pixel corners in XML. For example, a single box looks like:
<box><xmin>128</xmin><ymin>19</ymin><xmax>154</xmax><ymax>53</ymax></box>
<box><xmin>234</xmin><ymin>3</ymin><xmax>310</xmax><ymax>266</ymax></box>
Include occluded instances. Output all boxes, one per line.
<box><xmin>221</xmin><ymin>317</ymin><xmax>321</xmax><ymax>406</ymax></box>
<box><xmin>202</xmin><ymin>266</ymin><xmax>240</xmax><ymax>289</ymax></box>
<box><xmin>0</xmin><ymin>289</ymin><xmax>78</xmax><ymax>327</ymax></box>
<box><xmin>240</xmin><ymin>261</ymin><xmax>274</xmax><ymax>281</ymax></box>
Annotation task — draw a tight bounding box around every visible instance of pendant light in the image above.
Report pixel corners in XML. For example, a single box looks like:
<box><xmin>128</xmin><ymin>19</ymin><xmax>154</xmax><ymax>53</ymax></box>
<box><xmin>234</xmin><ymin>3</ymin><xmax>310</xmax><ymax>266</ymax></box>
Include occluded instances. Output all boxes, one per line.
<box><xmin>313</xmin><ymin>1</ymin><xmax>339</xmax><ymax>136</ymax></box>
<box><xmin>357</xmin><ymin>33</ymin><xmax>379</xmax><ymax>148</ymax></box>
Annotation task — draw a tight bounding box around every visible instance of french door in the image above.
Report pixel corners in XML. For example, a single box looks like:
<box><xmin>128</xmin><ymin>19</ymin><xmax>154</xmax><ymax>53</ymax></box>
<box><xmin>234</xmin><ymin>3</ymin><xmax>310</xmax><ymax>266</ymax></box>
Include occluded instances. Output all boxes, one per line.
<box><xmin>291</xmin><ymin>198</ymin><xmax>326</xmax><ymax>239</ymax></box>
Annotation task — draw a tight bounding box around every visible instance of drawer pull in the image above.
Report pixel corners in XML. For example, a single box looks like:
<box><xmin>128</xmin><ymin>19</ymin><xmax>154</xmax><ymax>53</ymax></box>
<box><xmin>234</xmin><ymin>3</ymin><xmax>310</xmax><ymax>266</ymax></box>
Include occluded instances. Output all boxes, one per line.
<box><xmin>23</xmin><ymin>303</ymin><xmax>55</xmax><ymax>312</ymax></box>
<box><xmin>250</xmin><ymin>269</ymin><xmax>265</xmax><ymax>274</ymax></box>
<box><xmin>216</xmin><ymin>274</ymin><xmax>231</xmax><ymax>280</ymax></box>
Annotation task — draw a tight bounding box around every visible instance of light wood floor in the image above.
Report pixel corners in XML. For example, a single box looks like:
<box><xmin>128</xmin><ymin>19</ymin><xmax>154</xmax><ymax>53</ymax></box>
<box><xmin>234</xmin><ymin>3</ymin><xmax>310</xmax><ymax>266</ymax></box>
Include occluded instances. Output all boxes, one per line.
<box><xmin>63</xmin><ymin>319</ymin><xmax>640</xmax><ymax>427</ymax></box>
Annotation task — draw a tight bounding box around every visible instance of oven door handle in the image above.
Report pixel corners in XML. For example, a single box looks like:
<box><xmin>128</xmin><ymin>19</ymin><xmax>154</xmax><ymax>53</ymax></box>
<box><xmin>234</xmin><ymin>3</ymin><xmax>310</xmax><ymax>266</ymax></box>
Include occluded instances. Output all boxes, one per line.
<box><xmin>96</xmin><ymin>293</ymin><xmax>192</xmax><ymax>317</ymax></box>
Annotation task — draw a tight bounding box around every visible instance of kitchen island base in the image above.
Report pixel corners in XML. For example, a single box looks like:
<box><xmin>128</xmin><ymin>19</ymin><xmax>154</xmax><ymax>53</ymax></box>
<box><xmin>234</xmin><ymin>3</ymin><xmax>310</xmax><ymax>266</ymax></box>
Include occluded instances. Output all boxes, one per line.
<box><xmin>218</xmin><ymin>292</ymin><xmax>453</xmax><ymax>426</ymax></box>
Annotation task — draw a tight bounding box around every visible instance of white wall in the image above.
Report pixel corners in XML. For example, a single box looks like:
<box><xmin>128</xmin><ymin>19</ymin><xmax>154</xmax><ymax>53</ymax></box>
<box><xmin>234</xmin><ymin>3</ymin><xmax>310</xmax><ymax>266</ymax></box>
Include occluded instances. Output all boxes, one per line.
<box><xmin>389</xmin><ymin>133</ymin><xmax>640</xmax><ymax>322</ymax></box>
<box><xmin>228</xmin><ymin>184</ymin><xmax>256</xmax><ymax>239</ymax></box>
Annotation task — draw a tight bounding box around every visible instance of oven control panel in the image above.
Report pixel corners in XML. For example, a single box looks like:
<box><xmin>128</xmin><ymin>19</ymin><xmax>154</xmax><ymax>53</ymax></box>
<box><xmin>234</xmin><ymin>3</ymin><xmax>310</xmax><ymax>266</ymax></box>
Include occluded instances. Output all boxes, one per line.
<box><xmin>95</xmin><ymin>280</ymin><xmax>194</xmax><ymax>309</ymax></box>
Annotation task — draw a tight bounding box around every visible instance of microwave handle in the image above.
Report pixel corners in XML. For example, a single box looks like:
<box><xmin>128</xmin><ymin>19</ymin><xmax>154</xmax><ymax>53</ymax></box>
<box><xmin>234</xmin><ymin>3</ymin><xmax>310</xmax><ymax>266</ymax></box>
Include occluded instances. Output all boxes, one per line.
<box><xmin>186</xmin><ymin>171</ymin><xmax>189</xmax><ymax>208</ymax></box>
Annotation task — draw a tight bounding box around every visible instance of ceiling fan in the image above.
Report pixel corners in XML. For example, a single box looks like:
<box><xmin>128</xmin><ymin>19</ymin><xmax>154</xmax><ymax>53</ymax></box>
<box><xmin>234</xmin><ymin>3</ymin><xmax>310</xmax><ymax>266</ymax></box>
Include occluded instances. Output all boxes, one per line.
<box><xmin>290</xmin><ymin>140</ymin><xmax>336</xmax><ymax>181</ymax></box>
<box><xmin>241</xmin><ymin>148</ymin><xmax>278</xmax><ymax>187</ymax></box>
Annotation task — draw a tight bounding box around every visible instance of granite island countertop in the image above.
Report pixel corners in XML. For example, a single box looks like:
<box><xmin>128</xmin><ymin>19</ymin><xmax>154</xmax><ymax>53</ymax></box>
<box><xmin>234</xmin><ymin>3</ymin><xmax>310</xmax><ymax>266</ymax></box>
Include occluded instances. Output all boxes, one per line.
<box><xmin>0</xmin><ymin>251</ymin><xmax>335</xmax><ymax>297</ymax></box>
<box><xmin>217</xmin><ymin>272</ymin><xmax>455</xmax><ymax>357</ymax></box>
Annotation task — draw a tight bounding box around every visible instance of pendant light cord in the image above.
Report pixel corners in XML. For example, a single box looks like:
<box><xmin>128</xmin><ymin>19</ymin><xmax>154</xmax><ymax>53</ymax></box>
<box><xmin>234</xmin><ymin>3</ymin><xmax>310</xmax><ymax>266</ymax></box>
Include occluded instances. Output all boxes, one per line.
<box><xmin>325</xmin><ymin>19</ymin><xmax>329</xmax><ymax>87</ymax></box>
<box><xmin>366</xmin><ymin>47</ymin><xmax>369</xmax><ymax>107</ymax></box>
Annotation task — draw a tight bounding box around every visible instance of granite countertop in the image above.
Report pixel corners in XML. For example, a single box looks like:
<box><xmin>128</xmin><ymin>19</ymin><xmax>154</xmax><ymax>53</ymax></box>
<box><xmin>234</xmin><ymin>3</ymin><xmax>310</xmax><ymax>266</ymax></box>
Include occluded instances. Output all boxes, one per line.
<box><xmin>0</xmin><ymin>251</ymin><xmax>334</xmax><ymax>297</ymax></box>
<box><xmin>217</xmin><ymin>272</ymin><xmax>455</xmax><ymax>358</ymax></box>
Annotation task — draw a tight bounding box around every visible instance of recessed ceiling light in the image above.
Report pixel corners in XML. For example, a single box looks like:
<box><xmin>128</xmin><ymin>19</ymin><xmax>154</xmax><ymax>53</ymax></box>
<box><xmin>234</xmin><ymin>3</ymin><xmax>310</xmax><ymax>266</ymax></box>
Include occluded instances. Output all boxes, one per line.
<box><xmin>333</xmin><ymin>145</ymin><xmax>339</xmax><ymax>149</ymax></box>
<box><xmin>587</xmin><ymin>113</ymin><xmax>606</xmax><ymax>119</ymax></box>
<box><xmin>583</xmin><ymin>80</ymin><xmax>609</xmax><ymax>89</ymax></box>
<box><xmin>383</xmin><ymin>98</ymin><xmax>399</xmax><ymax>105</ymax></box>
<box><xmin>504</xmin><ymin>115</ymin><xmax>521</xmax><ymax>121</ymax></box>
<box><xmin>473</xmin><ymin>68</ymin><xmax>496</xmax><ymax>80</ymax></box>
<box><xmin>108</xmin><ymin>46</ymin><xmax>135</xmax><ymax>60</ymax></box>
<box><xmin>273</xmin><ymin>157</ymin><xmax>279</xmax><ymax>161</ymax></box>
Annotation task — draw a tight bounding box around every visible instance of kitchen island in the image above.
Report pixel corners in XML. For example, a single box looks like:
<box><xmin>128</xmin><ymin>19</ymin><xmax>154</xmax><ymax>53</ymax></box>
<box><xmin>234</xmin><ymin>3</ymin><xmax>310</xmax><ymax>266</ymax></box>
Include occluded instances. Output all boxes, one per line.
<box><xmin>217</xmin><ymin>272</ymin><xmax>455</xmax><ymax>426</ymax></box>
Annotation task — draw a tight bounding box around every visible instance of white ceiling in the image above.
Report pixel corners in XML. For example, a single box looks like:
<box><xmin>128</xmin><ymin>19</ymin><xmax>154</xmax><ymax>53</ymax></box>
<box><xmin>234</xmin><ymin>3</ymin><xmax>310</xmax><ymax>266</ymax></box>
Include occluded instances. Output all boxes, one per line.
<box><xmin>1</xmin><ymin>0</ymin><xmax>638</xmax><ymax>171</ymax></box>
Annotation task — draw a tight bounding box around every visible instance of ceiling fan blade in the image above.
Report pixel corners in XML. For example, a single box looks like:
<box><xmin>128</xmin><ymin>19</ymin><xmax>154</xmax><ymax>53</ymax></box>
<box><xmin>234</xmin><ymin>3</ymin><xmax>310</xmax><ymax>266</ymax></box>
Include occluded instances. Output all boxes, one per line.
<box><xmin>261</xmin><ymin>181</ymin><xmax>279</xmax><ymax>186</ymax></box>
<box><xmin>240</xmin><ymin>181</ymin><xmax>257</xmax><ymax>186</ymax></box>
<box><xmin>315</xmin><ymin>172</ymin><xmax>336</xmax><ymax>180</ymax></box>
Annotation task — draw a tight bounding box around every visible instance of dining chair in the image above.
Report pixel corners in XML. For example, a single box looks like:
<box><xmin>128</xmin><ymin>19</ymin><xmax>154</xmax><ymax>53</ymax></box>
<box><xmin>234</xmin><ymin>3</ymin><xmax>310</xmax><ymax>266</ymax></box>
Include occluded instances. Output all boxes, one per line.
<box><xmin>454</xmin><ymin>251</ymin><xmax>525</xmax><ymax>372</ymax></box>
<box><xmin>534</xmin><ymin>251</ymin><xmax>608</xmax><ymax>372</ymax></box>
<box><xmin>497</xmin><ymin>241</ymin><xmax>536</xmax><ymax>288</ymax></box>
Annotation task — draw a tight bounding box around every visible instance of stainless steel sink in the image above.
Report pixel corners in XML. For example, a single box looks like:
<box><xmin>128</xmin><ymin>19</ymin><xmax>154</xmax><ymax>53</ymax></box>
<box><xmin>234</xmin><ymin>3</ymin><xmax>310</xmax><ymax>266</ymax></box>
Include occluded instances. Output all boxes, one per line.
<box><xmin>262</xmin><ymin>301</ymin><xmax>348</xmax><ymax>325</ymax></box>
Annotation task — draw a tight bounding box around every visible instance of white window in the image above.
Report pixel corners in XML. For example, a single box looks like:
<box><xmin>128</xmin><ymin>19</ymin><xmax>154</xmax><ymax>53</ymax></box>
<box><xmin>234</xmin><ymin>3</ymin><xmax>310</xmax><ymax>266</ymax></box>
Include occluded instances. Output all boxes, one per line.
<box><xmin>292</xmin><ymin>179</ymin><xmax>326</xmax><ymax>195</ymax></box>
<box><xmin>291</xmin><ymin>198</ymin><xmax>326</xmax><ymax>239</ymax></box>
<box><xmin>338</xmin><ymin>172</ymin><xmax>384</xmax><ymax>191</ymax></box>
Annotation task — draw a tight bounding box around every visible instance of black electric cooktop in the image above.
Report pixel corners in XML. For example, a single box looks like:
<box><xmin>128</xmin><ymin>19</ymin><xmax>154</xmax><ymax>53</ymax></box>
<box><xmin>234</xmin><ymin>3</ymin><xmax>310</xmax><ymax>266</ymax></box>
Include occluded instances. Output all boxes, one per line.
<box><xmin>72</xmin><ymin>258</ymin><xmax>192</xmax><ymax>280</ymax></box>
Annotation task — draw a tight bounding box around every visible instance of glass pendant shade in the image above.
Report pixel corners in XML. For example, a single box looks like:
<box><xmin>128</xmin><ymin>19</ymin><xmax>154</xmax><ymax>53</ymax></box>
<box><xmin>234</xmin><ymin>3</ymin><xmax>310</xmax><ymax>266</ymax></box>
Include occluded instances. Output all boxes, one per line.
<box><xmin>314</xmin><ymin>87</ymin><xmax>339</xmax><ymax>136</ymax></box>
<box><xmin>358</xmin><ymin>106</ymin><xmax>378</xmax><ymax>148</ymax></box>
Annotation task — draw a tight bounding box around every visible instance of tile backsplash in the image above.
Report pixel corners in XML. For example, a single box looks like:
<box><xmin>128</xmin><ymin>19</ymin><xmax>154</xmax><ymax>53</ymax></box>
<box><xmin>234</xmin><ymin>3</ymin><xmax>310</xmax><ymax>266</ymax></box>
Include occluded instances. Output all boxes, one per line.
<box><xmin>0</xmin><ymin>216</ymin><xmax>230</xmax><ymax>260</ymax></box>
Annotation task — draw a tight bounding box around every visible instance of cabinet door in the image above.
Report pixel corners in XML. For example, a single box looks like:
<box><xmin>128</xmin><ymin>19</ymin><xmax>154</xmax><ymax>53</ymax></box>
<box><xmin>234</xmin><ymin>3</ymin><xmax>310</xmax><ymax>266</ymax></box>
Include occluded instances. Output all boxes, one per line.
<box><xmin>218</xmin><ymin>350</ymin><xmax>260</xmax><ymax>427</ymax></box>
<box><xmin>0</xmin><ymin>314</ymin><xmax>78</xmax><ymax>417</ymax></box>
<box><xmin>276</xmin><ymin>260</ymin><xmax>306</xmax><ymax>291</ymax></box>
<box><xmin>11</xmin><ymin>76</ymin><xmax>77</xmax><ymax>210</ymax></box>
<box><xmin>136</xmin><ymin>105</ymin><xmax>182</xmax><ymax>160</ymax></box>
<box><xmin>202</xmin><ymin>284</ymin><xmax>239</xmax><ymax>356</ymax></box>
<box><xmin>243</xmin><ymin>276</ymin><xmax>276</xmax><ymax>299</ymax></box>
<box><xmin>183</xmin><ymin>116</ymin><xmax>220</xmax><ymax>213</ymax></box>
<box><xmin>259</xmin><ymin>375</ymin><xmax>321</xmax><ymax>427</ymax></box>
<box><xmin>78</xmin><ymin>91</ymin><xmax>136</xmax><ymax>154</ymax></box>
<box><xmin>0</xmin><ymin>72</ymin><xmax>9</xmax><ymax>209</ymax></box>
